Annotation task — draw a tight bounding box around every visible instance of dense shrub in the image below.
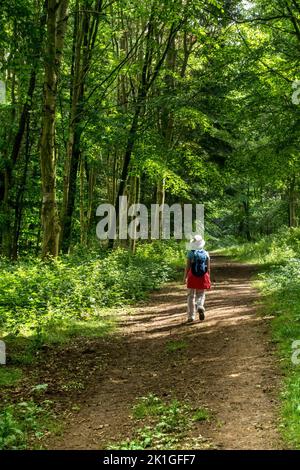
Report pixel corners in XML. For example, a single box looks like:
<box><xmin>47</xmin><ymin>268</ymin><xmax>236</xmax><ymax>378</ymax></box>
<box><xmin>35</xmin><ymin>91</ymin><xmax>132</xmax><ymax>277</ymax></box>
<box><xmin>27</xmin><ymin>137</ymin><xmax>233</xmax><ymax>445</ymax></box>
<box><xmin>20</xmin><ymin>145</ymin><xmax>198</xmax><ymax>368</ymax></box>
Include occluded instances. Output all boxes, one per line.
<box><xmin>223</xmin><ymin>227</ymin><xmax>300</xmax><ymax>264</ymax></box>
<box><xmin>0</xmin><ymin>241</ymin><xmax>184</xmax><ymax>337</ymax></box>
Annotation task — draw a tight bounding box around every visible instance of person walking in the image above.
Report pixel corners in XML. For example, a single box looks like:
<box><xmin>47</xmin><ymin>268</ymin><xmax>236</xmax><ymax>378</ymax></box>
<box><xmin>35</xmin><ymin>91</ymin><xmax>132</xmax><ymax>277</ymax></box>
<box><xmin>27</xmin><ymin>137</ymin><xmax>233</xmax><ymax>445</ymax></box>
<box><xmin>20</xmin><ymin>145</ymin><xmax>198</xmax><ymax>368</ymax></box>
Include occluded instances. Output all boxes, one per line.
<box><xmin>184</xmin><ymin>235</ymin><xmax>211</xmax><ymax>323</ymax></box>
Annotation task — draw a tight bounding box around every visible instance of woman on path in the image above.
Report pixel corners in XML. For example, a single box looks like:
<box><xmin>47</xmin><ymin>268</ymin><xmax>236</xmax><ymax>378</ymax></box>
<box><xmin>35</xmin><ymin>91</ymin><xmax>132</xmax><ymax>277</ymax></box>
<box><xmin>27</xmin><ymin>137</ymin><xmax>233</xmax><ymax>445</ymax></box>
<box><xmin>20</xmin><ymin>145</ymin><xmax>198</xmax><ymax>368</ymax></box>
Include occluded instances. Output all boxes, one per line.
<box><xmin>183</xmin><ymin>235</ymin><xmax>211</xmax><ymax>323</ymax></box>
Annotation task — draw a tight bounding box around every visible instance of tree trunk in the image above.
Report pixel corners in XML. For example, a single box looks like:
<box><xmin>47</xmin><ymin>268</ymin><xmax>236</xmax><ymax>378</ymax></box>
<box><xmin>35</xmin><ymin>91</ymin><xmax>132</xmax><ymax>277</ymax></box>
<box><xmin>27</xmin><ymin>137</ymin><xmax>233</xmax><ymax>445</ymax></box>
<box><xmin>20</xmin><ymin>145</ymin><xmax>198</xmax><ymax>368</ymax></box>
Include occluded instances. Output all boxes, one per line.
<box><xmin>86</xmin><ymin>161</ymin><xmax>96</xmax><ymax>244</ymax></box>
<box><xmin>1</xmin><ymin>70</ymin><xmax>37</xmax><ymax>257</ymax></box>
<box><xmin>130</xmin><ymin>176</ymin><xmax>140</xmax><ymax>253</ymax></box>
<box><xmin>11</xmin><ymin>117</ymin><xmax>31</xmax><ymax>260</ymax></box>
<box><xmin>109</xmin><ymin>18</ymin><xmax>179</xmax><ymax>249</ymax></box>
<box><xmin>80</xmin><ymin>153</ymin><xmax>86</xmax><ymax>245</ymax></box>
<box><xmin>40</xmin><ymin>0</ymin><xmax>69</xmax><ymax>258</ymax></box>
<box><xmin>60</xmin><ymin>0</ymin><xmax>103</xmax><ymax>253</ymax></box>
<box><xmin>289</xmin><ymin>178</ymin><xmax>298</xmax><ymax>227</ymax></box>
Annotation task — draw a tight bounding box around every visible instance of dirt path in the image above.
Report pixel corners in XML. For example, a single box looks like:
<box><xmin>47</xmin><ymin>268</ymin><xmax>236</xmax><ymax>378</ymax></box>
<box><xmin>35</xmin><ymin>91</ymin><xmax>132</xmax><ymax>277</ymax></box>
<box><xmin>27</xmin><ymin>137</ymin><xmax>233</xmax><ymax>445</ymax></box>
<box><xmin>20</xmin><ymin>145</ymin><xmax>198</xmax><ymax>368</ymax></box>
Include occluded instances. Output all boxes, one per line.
<box><xmin>48</xmin><ymin>256</ymin><xmax>284</xmax><ymax>450</ymax></box>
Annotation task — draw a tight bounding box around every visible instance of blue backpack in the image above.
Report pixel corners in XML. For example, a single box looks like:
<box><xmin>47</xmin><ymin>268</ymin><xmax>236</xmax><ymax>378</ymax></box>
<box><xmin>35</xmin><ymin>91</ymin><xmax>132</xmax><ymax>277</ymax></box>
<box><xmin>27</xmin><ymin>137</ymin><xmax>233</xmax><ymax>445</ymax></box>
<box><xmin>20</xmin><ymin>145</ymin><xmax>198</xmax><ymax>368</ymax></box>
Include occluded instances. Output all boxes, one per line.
<box><xmin>191</xmin><ymin>250</ymin><xmax>208</xmax><ymax>277</ymax></box>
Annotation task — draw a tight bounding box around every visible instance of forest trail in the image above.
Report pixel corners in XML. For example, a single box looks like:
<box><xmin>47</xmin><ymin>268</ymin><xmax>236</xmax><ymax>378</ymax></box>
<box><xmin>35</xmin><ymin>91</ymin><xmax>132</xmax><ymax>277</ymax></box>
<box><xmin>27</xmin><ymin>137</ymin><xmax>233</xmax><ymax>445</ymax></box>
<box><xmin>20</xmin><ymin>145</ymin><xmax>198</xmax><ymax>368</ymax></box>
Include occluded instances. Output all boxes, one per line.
<box><xmin>48</xmin><ymin>256</ymin><xmax>284</xmax><ymax>450</ymax></box>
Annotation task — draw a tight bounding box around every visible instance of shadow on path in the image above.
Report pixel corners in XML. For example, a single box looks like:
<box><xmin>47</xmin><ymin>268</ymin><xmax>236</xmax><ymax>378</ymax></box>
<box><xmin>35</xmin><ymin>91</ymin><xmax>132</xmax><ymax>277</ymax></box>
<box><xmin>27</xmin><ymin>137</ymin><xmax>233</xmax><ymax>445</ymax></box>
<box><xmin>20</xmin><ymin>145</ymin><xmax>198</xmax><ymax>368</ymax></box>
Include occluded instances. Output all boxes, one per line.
<box><xmin>48</xmin><ymin>255</ymin><xmax>284</xmax><ymax>450</ymax></box>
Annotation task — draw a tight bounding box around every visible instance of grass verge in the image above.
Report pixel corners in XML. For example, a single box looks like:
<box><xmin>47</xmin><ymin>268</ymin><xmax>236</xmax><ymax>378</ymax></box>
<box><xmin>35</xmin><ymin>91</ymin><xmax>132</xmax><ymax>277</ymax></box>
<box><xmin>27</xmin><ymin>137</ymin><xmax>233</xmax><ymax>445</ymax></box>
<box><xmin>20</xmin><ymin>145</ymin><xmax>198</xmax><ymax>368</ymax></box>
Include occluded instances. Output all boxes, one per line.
<box><xmin>221</xmin><ymin>233</ymin><xmax>300</xmax><ymax>449</ymax></box>
<box><xmin>0</xmin><ymin>399</ymin><xmax>60</xmax><ymax>450</ymax></box>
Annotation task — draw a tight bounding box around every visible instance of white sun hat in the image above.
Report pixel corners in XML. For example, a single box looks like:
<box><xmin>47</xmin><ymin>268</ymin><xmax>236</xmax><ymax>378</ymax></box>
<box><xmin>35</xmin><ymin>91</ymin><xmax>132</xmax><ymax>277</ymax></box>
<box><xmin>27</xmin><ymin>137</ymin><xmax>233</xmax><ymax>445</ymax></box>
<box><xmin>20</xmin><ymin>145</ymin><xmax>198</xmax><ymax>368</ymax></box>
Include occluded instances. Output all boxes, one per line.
<box><xmin>190</xmin><ymin>234</ymin><xmax>205</xmax><ymax>250</ymax></box>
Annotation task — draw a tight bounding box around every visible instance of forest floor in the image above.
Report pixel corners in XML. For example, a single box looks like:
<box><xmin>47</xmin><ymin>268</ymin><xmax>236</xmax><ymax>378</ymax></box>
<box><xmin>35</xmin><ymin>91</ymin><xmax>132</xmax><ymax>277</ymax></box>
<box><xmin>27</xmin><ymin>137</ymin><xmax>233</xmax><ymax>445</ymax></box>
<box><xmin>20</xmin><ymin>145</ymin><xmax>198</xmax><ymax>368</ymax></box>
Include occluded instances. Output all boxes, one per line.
<box><xmin>43</xmin><ymin>255</ymin><xmax>285</xmax><ymax>450</ymax></box>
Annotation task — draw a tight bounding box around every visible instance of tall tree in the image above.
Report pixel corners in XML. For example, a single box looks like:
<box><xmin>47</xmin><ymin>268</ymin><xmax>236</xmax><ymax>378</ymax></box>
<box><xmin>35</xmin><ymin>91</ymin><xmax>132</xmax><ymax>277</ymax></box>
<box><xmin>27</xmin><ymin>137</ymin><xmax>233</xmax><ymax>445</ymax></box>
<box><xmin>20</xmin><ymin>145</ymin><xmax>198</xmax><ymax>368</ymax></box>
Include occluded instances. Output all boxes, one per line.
<box><xmin>40</xmin><ymin>0</ymin><xmax>69</xmax><ymax>257</ymax></box>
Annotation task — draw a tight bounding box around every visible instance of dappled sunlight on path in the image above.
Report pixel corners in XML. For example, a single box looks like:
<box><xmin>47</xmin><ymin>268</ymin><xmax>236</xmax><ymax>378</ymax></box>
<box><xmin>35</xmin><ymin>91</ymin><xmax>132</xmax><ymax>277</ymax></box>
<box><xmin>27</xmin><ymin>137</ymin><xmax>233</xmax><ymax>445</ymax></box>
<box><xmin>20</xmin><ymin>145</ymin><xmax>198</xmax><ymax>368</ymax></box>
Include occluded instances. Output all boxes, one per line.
<box><xmin>48</xmin><ymin>256</ymin><xmax>283</xmax><ymax>450</ymax></box>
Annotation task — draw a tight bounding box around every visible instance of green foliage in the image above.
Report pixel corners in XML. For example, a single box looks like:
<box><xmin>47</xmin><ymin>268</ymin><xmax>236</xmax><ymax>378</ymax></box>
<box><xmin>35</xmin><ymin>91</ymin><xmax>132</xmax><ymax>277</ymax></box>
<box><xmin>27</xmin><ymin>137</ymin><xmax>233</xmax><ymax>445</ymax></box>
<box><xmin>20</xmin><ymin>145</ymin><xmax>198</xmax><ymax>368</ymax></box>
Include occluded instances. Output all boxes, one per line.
<box><xmin>132</xmin><ymin>394</ymin><xmax>164</xmax><ymax>420</ymax></box>
<box><xmin>0</xmin><ymin>367</ymin><xmax>22</xmax><ymax>386</ymax></box>
<box><xmin>165</xmin><ymin>340</ymin><xmax>187</xmax><ymax>353</ymax></box>
<box><xmin>111</xmin><ymin>394</ymin><xmax>212</xmax><ymax>450</ymax></box>
<box><xmin>222</xmin><ymin>228</ymin><xmax>300</xmax><ymax>265</ymax></box>
<box><xmin>0</xmin><ymin>400</ymin><xmax>55</xmax><ymax>450</ymax></box>
<box><xmin>1</xmin><ymin>0</ymin><xmax>300</xmax><ymax>257</ymax></box>
<box><xmin>110</xmin><ymin>395</ymin><xmax>191</xmax><ymax>450</ymax></box>
<box><xmin>192</xmin><ymin>408</ymin><xmax>211</xmax><ymax>422</ymax></box>
<box><xmin>223</xmin><ymin>229</ymin><xmax>300</xmax><ymax>448</ymax></box>
<box><xmin>0</xmin><ymin>242</ymin><xmax>184</xmax><ymax>342</ymax></box>
<box><xmin>31</xmin><ymin>384</ymin><xmax>49</xmax><ymax>395</ymax></box>
<box><xmin>260</xmin><ymin>263</ymin><xmax>300</xmax><ymax>448</ymax></box>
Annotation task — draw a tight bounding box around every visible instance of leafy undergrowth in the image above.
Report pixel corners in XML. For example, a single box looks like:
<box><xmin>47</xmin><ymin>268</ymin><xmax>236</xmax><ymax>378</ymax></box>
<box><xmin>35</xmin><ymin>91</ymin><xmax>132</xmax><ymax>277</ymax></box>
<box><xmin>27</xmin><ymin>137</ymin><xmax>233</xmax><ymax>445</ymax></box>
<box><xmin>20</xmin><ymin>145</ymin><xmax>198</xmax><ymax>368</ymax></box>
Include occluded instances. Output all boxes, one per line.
<box><xmin>258</xmin><ymin>262</ymin><xmax>300</xmax><ymax>449</ymax></box>
<box><xmin>108</xmin><ymin>394</ymin><xmax>212</xmax><ymax>450</ymax></box>
<box><xmin>0</xmin><ymin>241</ymin><xmax>184</xmax><ymax>392</ymax></box>
<box><xmin>165</xmin><ymin>339</ymin><xmax>187</xmax><ymax>353</ymax></box>
<box><xmin>0</xmin><ymin>399</ymin><xmax>60</xmax><ymax>450</ymax></box>
<box><xmin>0</xmin><ymin>241</ymin><xmax>185</xmax><ymax>449</ymax></box>
<box><xmin>0</xmin><ymin>367</ymin><xmax>22</xmax><ymax>387</ymax></box>
<box><xmin>0</xmin><ymin>241</ymin><xmax>184</xmax><ymax>344</ymax></box>
<box><xmin>222</xmin><ymin>229</ymin><xmax>300</xmax><ymax>448</ymax></box>
<box><xmin>221</xmin><ymin>227</ymin><xmax>300</xmax><ymax>265</ymax></box>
